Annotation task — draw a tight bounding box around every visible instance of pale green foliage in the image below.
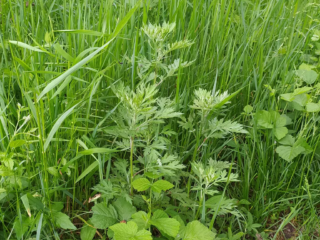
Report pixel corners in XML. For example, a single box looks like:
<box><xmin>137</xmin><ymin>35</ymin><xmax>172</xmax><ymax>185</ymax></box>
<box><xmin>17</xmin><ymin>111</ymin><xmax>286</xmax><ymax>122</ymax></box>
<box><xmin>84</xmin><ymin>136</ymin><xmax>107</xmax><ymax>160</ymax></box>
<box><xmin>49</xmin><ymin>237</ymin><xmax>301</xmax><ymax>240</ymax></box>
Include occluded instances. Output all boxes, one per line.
<box><xmin>204</xmin><ymin>118</ymin><xmax>248</xmax><ymax>139</ymax></box>
<box><xmin>107</xmin><ymin>82</ymin><xmax>181</xmax><ymax>140</ymax></box>
<box><xmin>142</xmin><ymin>22</ymin><xmax>176</xmax><ymax>43</ymax></box>
<box><xmin>90</xmin><ymin>203</ymin><xmax>118</xmax><ymax>229</ymax></box>
<box><xmin>276</xmin><ymin>135</ymin><xmax>312</xmax><ymax>162</ymax></box>
<box><xmin>52</xmin><ymin>212</ymin><xmax>76</xmax><ymax>230</ymax></box>
<box><xmin>191</xmin><ymin>88</ymin><xmax>232</xmax><ymax>116</ymax></box>
<box><xmin>136</xmin><ymin>22</ymin><xmax>194</xmax><ymax>84</ymax></box>
<box><xmin>110</xmin><ymin>221</ymin><xmax>152</xmax><ymax>240</ymax></box>
<box><xmin>179</xmin><ymin>220</ymin><xmax>215</xmax><ymax>240</ymax></box>
<box><xmin>255</xmin><ymin>110</ymin><xmax>288</xmax><ymax>140</ymax></box>
<box><xmin>80</xmin><ymin>222</ymin><xmax>96</xmax><ymax>240</ymax></box>
<box><xmin>132</xmin><ymin>178</ymin><xmax>174</xmax><ymax>193</ymax></box>
<box><xmin>192</xmin><ymin>161</ymin><xmax>238</xmax><ymax>190</ymax></box>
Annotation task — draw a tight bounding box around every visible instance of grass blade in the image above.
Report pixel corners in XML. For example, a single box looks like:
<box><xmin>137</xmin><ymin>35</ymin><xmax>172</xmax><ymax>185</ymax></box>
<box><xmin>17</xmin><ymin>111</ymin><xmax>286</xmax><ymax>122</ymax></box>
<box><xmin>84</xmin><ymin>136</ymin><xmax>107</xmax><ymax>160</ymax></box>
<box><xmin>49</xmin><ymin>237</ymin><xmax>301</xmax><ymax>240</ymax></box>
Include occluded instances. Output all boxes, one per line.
<box><xmin>44</xmin><ymin>103</ymin><xmax>79</xmax><ymax>151</ymax></box>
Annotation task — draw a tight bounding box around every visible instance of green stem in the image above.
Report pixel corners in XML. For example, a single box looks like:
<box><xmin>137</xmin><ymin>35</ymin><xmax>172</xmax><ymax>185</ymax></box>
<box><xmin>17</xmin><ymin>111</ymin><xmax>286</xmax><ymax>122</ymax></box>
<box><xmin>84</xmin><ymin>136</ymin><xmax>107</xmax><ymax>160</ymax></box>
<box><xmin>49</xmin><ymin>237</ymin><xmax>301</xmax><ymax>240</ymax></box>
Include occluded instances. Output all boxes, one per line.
<box><xmin>130</xmin><ymin>137</ymin><xmax>134</xmax><ymax>195</ymax></box>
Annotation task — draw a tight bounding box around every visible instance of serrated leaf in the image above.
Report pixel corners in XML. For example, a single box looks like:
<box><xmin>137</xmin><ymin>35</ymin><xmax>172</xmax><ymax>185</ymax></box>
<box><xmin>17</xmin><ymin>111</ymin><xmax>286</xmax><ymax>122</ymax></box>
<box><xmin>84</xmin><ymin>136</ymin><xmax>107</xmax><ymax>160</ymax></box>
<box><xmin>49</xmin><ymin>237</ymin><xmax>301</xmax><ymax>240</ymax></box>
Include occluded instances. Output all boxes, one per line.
<box><xmin>295</xmin><ymin>69</ymin><xmax>318</xmax><ymax>84</ymax></box>
<box><xmin>80</xmin><ymin>221</ymin><xmax>96</xmax><ymax>240</ymax></box>
<box><xmin>180</xmin><ymin>221</ymin><xmax>215</xmax><ymax>240</ymax></box>
<box><xmin>132</xmin><ymin>178</ymin><xmax>151</xmax><ymax>192</ymax></box>
<box><xmin>276</xmin><ymin>145</ymin><xmax>305</xmax><ymax>162</ymax></box>
<box><xmin>91</xmin><ymin>203</ymin><xmax>117</xmax><ymax>229</ymax></box>
<box><xmin>52</xmin><ymin>212</ymin><xmax>76</xmax><ymax>230</ymax></box>
<box><xmin>256</xmin><ymin>111</ymin><xmax>273</xmax><ymax>129</ymax></box>
<box><xmin>110</xmin><ymin>221</ymin><xmax>152</xmax><ymax>240</ymax></box>
<box><xmin>306</xmin><ymin>102</ymin><xmax>320</xmax><ymax>112</ymax></box>
<box><xmin>151</xmin><ymin>180</ymin><xmax>174</xmax><ymax>193</ymax></box>
<box><xmin>150</xmin><ymin>212</ymin><xmax>180</xmax><ymax>238</ymax></box>
<box><xmin>113</xmin><ymin>197</ymin><xmax>136</xmax><ymax>221</ymax></box>
<box><xmin>131</xmin><ymin>211</ymin><xmax>149</xmax><ymax>230</ymax></box>
<box><xmin>278</xmin><ymin>135</ymin><xmax>295</xmax><ymax>146</ymax></box>
<box><xmin>273</xmin><ymin>127</ymin><xmax>288</xmax><ymax>140</ymax></box>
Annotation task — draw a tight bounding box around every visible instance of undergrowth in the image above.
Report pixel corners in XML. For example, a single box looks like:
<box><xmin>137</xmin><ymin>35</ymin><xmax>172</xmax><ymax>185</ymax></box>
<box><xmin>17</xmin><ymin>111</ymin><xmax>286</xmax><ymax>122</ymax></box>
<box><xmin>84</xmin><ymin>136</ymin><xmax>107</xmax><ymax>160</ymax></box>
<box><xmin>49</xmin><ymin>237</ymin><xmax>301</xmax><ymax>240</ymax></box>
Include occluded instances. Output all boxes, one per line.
<box><xmin>0</xmin><ymin>0</ymin><xmax>320</xmax><ymax>239</ymax></box>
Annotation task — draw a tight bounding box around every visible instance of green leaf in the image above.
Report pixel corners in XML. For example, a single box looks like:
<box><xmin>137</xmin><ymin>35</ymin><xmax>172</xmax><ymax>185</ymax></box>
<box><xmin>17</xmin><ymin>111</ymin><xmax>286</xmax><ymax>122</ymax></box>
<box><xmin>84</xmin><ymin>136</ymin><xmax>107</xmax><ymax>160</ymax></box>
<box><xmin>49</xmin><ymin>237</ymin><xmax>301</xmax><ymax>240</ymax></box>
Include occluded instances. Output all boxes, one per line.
<box><xmin>256</xmin><ymin>111</ymin><xmax>288</xmax><ymax>140</ymax></box>
<box><xmin>212</xmin><ymin>89</ymin><xmax>241</xmax><ymax>110</ymax></box>
<box><xmin>113</xmin><ymin>197</ymin><xmax>136</xmax><ymax>221</ymax></box>
<box><xmin>9</xmin><ymin>139</ymin><xmax>26</xmax><ymax>148</ymax></box>
<box><xmin>9</xmin><ymin>40</ymin><xmax>46</xmax><ymax>52</ymax></box>
<box><xmin>51</xmin><ymin>75</ymin><xmax>73</xmax><ymax>99</ymax></box>
<box><xmin>244</xmin><ymin>105</ymin><xmax>253</xmax><ymax>113</ymax></box>
<box><xmin>21</xmin><ymin>194</ymin><xmax>31</xmax><ymax>217</ymax></box>
<box><xmin>52</xmin><ymin>212</ymin><xmax>77</xmax><ymax>230</ymax></box>
<box><xmin>256</xmin><ymin>111</ymin><xmax>273</xmax><ymax>129</ymax></box>
<box><xmin>273</xmin><ymin>127</ymin><xmax>288</xmax><ymax>140</ymax></box>
<box><xmin>76</xmin><ymin>161</ymin><xmax>99</xmax><ymax>183</ymax></box>
<box><xmin>131</xmin><ymin>211</ymin><xmax>149</xmax><ymax>230</ymax></box>
<box><xmin>44</xmin><ymin>103</ymin><xmax>79</xmax><ymax>151</ymax></box>
<box><xmin>276</xmin><ymin>145</ymin><xmax>305</xmax><ymax>162</ymax></box>
<box><xmin>47</xmin><ymin>166</ymin><xmax>59</xmax><ymax>177</ymax></box>
<box><xmin>180</xmin><ymin>221</ymin><xmax>215</xmax><ymax>240</ymax></box>
<box><xmin>79</xmin><ymin>148</ymin><xmax>117</xmax><ymax>155</ymax></box>
<box><xmin>151</xmin><ymin>180</ymin><xmax>174</xmax><ymax>193</ymax></box>
<box><xmin>295</xmin><ymin>69</ymin><xmax>318</xmax><ymax>84</ymax></box>
<box><xmin>80</xmin><ymin>221</ymin><xmax>96</xmax><ymax>240</ymax></box>
<box><xmin>306</xmin><ymin>102</ymin><xmax>320</xmax><ymax>112</ymax></box>
<box><xmin>91</xmin><ymin>203</ymin><xmax>117</xmax><ymax>229</ymax></box>
<box><xmin>0</xmin><ymin>165</ymin><xmax>14</xmax><ymax>176</ymax></box>
<box><xmin>150</xmin><ymin>211</ymin><xmax>180</xmax><ymax>238</ymax></box>
<box><xmin>14</xmin><ymin>215</ymin><xmax>32</xmax><ymax>240</ymax></box>
<box><xmin>278</xmin><ymin>135</ymin><xmax>295</xmax><ymax>146</ymax></box>
<box><xmin>53</xmin><ymin>43</ymin><xmax>74</xmax><ymax>61</ymax></box>
<box><xmin>132</xmin><ymin>178</ymin><xmax>151</xmax><ymax>192</ymax></box>
<box><xmin>110</xmin><ymin>221</ymin><xmax>152</xmax><ymax>240</ymax></box>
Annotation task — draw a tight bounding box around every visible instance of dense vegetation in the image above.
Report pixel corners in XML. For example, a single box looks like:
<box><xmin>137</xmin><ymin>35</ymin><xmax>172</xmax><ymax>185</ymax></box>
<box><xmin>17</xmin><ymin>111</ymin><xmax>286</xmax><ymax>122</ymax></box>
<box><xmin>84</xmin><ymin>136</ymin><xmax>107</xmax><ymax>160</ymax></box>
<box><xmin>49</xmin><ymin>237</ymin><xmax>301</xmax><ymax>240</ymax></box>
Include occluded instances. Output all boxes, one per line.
<box><xmin>1</xmin><ymin>0</ymin><xmax>320</xmax><ymax>239</ymax></box>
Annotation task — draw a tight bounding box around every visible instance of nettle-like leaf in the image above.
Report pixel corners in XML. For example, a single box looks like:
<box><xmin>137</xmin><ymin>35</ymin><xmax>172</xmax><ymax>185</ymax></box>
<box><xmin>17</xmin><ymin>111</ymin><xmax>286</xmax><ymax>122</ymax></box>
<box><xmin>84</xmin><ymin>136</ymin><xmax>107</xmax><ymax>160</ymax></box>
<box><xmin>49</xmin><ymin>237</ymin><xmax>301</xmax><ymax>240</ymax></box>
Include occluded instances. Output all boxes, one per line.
<box><xmin>151</xmin><ymin>180</ymin><xmax>174</xmax><ymax>193</ymax></box>
<box><xmin>52</xmin><ymin>212</ymin><xmax>77</xmax><ymax>230</ymax></box>
<box><xmin>255</xmin><ymin>110</ymin><xmax>289</xmax><ymax>140</ymax></box>
<box><xmin>92</xmin><ymin>179</ymin><xmax>114</xmax><ymax>200</ymax></box>
<box><xmin>110</xmin><ymin>221</ymin><xmax>152</xmax><ymax>240</ymax></box>
<box><xmin>179</xmin><ymin>221</ymin><xmax>215</xmax><ymax>240</ymax></box>
<box><xmin>113</xmin><ymin>197</ymin><xmax>137</xmax><ymax>221</ymax></box>
<box><xmin>132</xmin><ymin>178</ymin><xmax>174</xmax><ymax>193</ymax></box>
<box><xmin>90</xmin><ymin>203</ymin><xmax>118</xmax><ymax>229</ymax></box>
<box><xmin>80</xmin><ymin>220</ymin><xmax>96</xmax><ymax>240</ymax></box>
<box><xmin>150</xmin><ymin>210</ymin><xmax>180</xmax><ymax>237</ymax></box>
<box><xmin>132</xmin><ymin>178</ymin><xmax>151</xmax><ymax>192</ymax></box>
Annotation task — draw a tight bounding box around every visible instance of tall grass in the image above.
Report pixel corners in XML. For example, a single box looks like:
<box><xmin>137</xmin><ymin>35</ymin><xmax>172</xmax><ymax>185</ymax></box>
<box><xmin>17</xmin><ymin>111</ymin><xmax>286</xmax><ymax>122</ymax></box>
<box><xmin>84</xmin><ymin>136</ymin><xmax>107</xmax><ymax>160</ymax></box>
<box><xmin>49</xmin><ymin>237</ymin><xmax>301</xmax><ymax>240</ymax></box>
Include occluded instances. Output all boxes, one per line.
<box><xmin>1</xmin><ymin>0</ymin><xmax>320</xmax><ymax>239</ymax></box>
